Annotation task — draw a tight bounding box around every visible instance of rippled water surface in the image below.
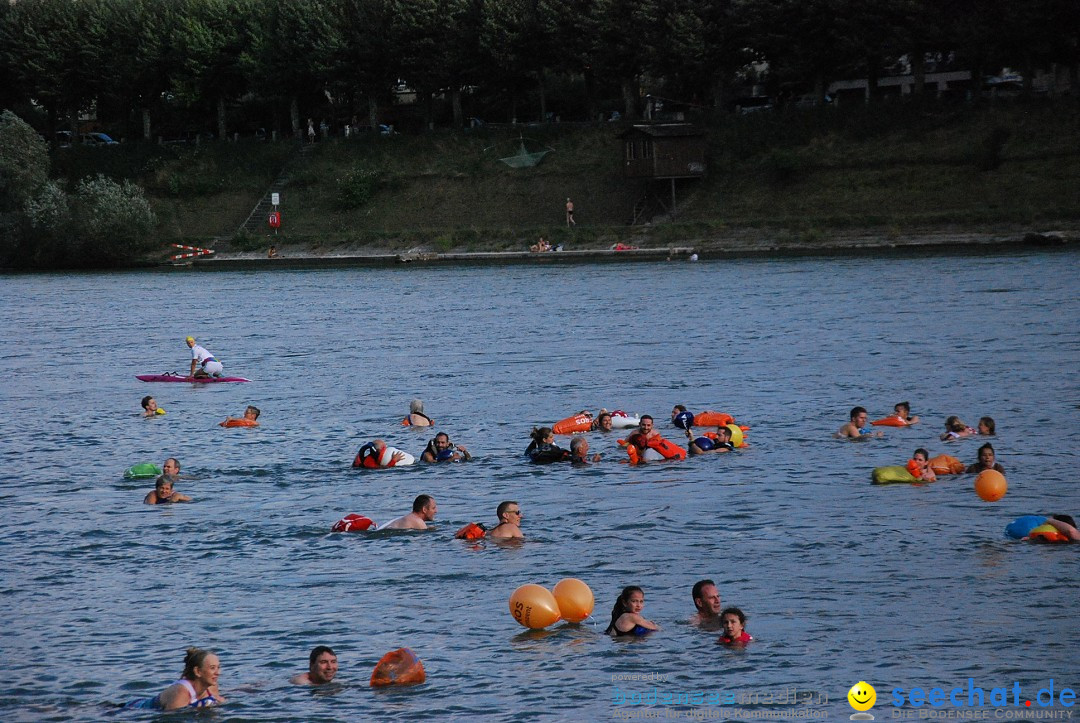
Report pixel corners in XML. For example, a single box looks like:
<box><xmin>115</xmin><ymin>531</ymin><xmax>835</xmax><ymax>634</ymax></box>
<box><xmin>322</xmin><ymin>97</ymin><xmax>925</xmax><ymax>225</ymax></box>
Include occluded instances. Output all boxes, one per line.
<box><xmin>1</xmin><ymin>250</ymin><xmax>1078</xmax><ymax>721</ymax></box>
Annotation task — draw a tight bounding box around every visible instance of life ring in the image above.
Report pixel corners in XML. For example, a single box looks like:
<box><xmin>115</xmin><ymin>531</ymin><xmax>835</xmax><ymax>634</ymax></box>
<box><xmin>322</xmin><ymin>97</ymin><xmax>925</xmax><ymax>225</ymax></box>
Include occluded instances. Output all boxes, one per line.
<box><xmin>222</xmin><ymin>418</ymin><xmax>258</xmax><ymax>428</ymax></box>
<box><xmin>1027</xmin><ymin>523</ymin><xmax>1069</xmax><ymax>543</ymax></box>
<box><xmin>1005</xmin><ymin>515</ymin><xmax>1046</xmax><ymax>540</ymax></box>
<box><xmin>124</xmin><ymin>463</ymin><xmax>161</xmax><ymax>479</ymax></box>
<box><xmin>352</xmin><ymin>444</ymin><xmax>415</xmax><ymax>468</ymax></box>
<box><xmin>553</xmin><ymin>413</ymin><xmax>592</xmax><ymax>435</ymax></box>
<box><xmin>871</xmin><ymin>416</ymin><xmax>910</xmax><ymax>427</ymax></box>
<box><xmin>871</xmin><ymin>465</ymin><xmax>920</xmax><ymax>484</ymax></box>
<box><xmin>928</xmin><ymin>454</ymin><xmax>965</xmax><ymax>475</ymax></box>
<box><xmin>331</xmin><ymin>514</ymin><xmax>376</xmax><ymax>532</ymax></box>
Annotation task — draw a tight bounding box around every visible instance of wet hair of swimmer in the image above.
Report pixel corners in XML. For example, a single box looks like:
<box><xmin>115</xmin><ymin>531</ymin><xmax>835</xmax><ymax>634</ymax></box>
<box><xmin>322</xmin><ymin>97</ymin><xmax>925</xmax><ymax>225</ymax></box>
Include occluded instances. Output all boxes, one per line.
<box><xmin>979</xmin><ymin>416</ymin><xmax>995</xmax><ymax>434</ymax></box>
<box><xmin>914</xmin><ymin>448</ymin><xmax>930</xmax><ymax>460</ymax></box>
<box><xmin>672</xmin><ymin>404</ymin><xmax>687</xmax><ymax>414</ymax></box>
<box><xmin>412</xmin><ymin>494</ymin><xmax>433</xmax><ymax>513</ymax></box>
<box><xmin>496</xmin><ymin>500</ymin><xmax>519</xmax><ymax>519</ymax></box>
<box><xmin>640</xmin><ymin>414</ymin><xmax>654</xmax><ymax>423</ymax></box>
<box><xmin>182</xmin><ymin>648</ymin><xmax>216</xmax><ymax>680</ymax></box>
<box><xmin>569</xmin><ymin>437</ymin><xmax>587</xmax><ymax>453</ymax></box>
<box><xmin>945</xmin><ymin>415</ymin><xmax>966</xmax><ymax>431</ymax></box>
<box><xmin>1050</xmin><ymin>514</ymin><xmax>1076</xmax><ymax>528</ymax></box>
<box><xmin>530</xmin><ymin>427</ymin><xmax>553</xmax><ymax>442</ymax></box>
<box><xmin>977</xmin><ymin>442</ymin><xmax>995</xmax><ymax>457</ymax></box>
<box><xmin>850</xmin><ymin>406</ymin><xmax>867</xmax><ymax>421</ymax></box>
<box><xmin>606</xmin><ymin>585</ymin><xmax>644</xmax><ymax>633</ymax></box>
<box><xmin>720</xmin><ymin>606</ymin><xmax>746</xmax><ymax>625</ymax></box>
<box><xmin>410</xmin><ymin>398</ymin><xmax>424</xmax><ymax>413</ymax></box>
<box><xmin>309</xmin><ymin>645</ymin><xmax>335</xmax><ymax>666</ymax></box>
<box><xmin>155</xmin><ymin>475</ymin><xmax>176</xmax><ymax>491</ymax></box>
<box><xmin>141</xmin><ymin>395</ymin><xmax>154</xmax><ymax>409</ymax></box>
<box><xmin>246</xmin><ymin>405</ymin><xmax>261</xmax><ymax>419</ymax></box>
<box><xmin>895</xmin><ymin>401</ymin><xmax>911</xmax><ymax>415</ymax></box>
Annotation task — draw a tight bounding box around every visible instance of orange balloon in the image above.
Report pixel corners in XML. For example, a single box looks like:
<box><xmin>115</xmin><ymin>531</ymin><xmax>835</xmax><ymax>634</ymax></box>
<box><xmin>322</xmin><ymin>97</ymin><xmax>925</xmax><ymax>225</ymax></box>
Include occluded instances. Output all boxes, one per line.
<box><xmin>509</xmin><ymin>584</ymin><xmax>561</xmax><ymax>629</ymax></box>
<box><xmin>974</xmin><ymin>469</ymin><xmax>1007</xmax><ymax>502</ymax></box>
<box><xmin>370</xmin><ymin>648</ymin><xmax>426</xmax><ymax>687</ymax></box>
<box><xmin>553</xmin><ymin>578</ymin><xmax>595</xmax><ymax>623</ymax></box>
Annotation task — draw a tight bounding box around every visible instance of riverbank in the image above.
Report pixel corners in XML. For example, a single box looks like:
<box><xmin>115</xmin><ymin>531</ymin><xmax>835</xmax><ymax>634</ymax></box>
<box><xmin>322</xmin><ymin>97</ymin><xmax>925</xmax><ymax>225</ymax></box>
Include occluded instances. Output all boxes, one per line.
<box><xmin>187</xmin><ymin>225</ymin><xmax>1076</xmax><ymax>269</ymax></box>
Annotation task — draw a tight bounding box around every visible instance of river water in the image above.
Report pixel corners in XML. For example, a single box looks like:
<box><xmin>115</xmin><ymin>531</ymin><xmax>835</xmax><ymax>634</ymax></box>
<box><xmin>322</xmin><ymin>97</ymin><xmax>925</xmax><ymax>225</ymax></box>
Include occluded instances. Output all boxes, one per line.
<box><xmin>1</xmin><ymin>249</ymin><xmax>1077</xmax><ymax>721</ymax></box>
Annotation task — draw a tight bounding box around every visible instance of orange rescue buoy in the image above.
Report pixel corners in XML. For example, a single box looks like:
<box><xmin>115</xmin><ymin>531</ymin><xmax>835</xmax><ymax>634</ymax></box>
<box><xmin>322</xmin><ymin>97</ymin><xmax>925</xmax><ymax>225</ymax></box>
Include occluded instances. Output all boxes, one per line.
<box><xmin>370</xmin><ymin>648</ymin><xmax>426</xmax><ymax>687</ymax></box>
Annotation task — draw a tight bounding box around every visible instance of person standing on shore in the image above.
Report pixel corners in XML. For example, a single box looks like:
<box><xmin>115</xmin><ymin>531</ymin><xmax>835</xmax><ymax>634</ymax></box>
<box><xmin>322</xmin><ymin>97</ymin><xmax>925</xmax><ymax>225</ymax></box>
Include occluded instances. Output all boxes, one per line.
<box><xmin>566</xmin><ymin>198</ymin><xmax>576</xmax><ymax>227</ymax></box>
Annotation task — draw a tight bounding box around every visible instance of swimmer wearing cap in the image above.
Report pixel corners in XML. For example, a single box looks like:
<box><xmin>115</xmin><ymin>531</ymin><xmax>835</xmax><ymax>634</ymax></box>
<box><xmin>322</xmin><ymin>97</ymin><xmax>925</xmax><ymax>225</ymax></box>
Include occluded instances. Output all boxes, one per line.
<box><xmin>186</xmin><ymin>336</ymin><xmax>223</xmax><ymax>378</ymax></box>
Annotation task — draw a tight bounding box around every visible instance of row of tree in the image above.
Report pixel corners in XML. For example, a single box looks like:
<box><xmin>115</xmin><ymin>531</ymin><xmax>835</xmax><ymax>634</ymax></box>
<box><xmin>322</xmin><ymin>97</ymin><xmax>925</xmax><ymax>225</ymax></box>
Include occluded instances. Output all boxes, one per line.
<box><xmin>1</xmin><ymin>0</ymin><xmax>1077</xmax><ymax>142</ymax></box>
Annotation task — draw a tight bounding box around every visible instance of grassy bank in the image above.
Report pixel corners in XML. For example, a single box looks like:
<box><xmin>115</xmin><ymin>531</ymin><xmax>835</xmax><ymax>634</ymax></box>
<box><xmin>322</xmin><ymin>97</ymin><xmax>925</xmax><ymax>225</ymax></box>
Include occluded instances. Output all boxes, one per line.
<box><xmin>54</xmin><ymin>99</ymin><xmax>1080</xmax><ymax>255</ymax></box>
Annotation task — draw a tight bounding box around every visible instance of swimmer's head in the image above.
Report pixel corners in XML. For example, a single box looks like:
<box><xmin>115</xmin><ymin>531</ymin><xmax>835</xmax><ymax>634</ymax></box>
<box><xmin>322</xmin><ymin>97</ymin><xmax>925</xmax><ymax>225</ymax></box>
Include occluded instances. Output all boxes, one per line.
<box><xmin>308</xmin><ymin>646</ymin><xmax>337</xmax><ymax>684</ymax></box>
<box><xmin>720</xmin><ymin>607</ymin><xmax>746</xmax><ymax>638</ymax></box>
<box><xmin>913</xmin><ymin>448</ymin><xmax>929</xmax><ymax>463</ymax></box>
<box><xmin>155</xmin><ymin>475</ymin><xmax>174</xmax><ymax>497</ymax></box>
<box><xmin>895</xmin><ymin>401</ymin><xmax>911</xmax><ymax>416</ymax></box>
<box><xmin>163</xmin><ymin>458</ymin><xmax>180</xmax><ymax>475</ymax></box>
<box><xmin>1050</xmin><ymin>514</ymin><xmax>1076</xmax><ymax>528</ymax></box>
<box><xmin>530</xmin><ymin>427</ymin><xmax>554</xmax><ymax>444</ymax></box>
<box><xmin>410</xmin><ymin>398</ymin><xmax>424</xmax><ymax>414</ymax></box>
<box><xmin>850</xmin><ymin>406</ymin><xmax>867</xmax><ymax>422</ymax></box>
<box><xmin>244</xmin><ymin>405</ymin><xmax>260</xmax><ymax>420</ymax></box>
<box><xmin>596</xmin><ymin>413</ymin><xmax>613</xmax><ymax>431</ymax></box>
<box><xmin>978</xmin><ymin>416</ymin><xmax>995</xmax><ymax>435</ymax></box>
<box><xmin>185</xmin><ymin>336</ymin><xmax>195</xmax><ymax>346</ymax></box>
<box><xmin>141</xmin><ymin>395</ymin><xmax>155</xmax><ymax>410</ymax></box>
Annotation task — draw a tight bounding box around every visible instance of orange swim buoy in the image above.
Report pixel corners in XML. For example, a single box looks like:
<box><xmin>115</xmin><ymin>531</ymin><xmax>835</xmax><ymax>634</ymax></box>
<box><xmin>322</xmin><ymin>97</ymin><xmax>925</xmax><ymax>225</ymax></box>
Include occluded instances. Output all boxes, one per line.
<box><xmin>871</xmin><ymin>416</ymin><xmax>909</xmax><ymax>427</ymax></box>
<box><xmin>552</xmin><ymin>413</ymin><xmax>592</xmax><ymax>435</ymax></box>
<box><xmin>1027</xmin><ymin>524</ymin><xmax>1069</xmax><ymax>543</ymax></box>
<box><xmin>648</xmin><ymin>436</ymin><xmax>687</xmax><ymax>460</ymax></box>
<box><xmin>928</xmin><ymin>454</ymin><xmax>965</xmax><ymax>475</ymax></box>
<box><xmin>693</xmin><ymin>412</ymin><xmax>735</xmax><ymax>428</ymax></box>
<box><xmin>370</xmin><ymin>648</ymin><xmax>426</xmax><ymax>687</ymax></box>
<box><xmin>222</xmin><ymin>418</ymin><xmax>258</xmax><ymax>427</ymax></box>
<box><xmin>905</xmin><ymin>459</ymin><xmax>924</xmax><ymax>479</ymax></box>
<box><xmin>454</xmin><ymin>522</ymin><xmax>487</xmax><ymax>540</ymax></box>
<box><xmin>331</xmin><ymin>514</ymin><xmax>376</xmax><ymax>532</ymax></box>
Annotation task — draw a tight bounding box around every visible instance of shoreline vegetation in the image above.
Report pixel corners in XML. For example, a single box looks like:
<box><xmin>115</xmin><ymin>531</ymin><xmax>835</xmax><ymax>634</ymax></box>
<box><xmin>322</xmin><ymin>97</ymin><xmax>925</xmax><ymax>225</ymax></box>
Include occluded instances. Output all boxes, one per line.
<box><xmin>5</xmin><ymin>100</ymin><xmax>1080</xmax><ymax>270</ymax></box>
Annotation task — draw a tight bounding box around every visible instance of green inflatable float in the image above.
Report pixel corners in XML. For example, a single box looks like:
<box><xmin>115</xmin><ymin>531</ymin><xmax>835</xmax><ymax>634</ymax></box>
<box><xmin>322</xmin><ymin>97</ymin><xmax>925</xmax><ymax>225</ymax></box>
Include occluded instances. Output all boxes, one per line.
<box><xmin>123</xmin><ymin>463</ymin><xmax>161</xmax><ymax>479</ymax></box>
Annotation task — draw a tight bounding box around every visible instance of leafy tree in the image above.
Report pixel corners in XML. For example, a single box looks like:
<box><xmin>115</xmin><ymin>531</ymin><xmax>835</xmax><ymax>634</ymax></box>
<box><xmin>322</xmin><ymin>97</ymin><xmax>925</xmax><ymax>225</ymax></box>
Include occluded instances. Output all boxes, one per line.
<box><xmin>331</xmin><ymin>0</ymin><xmax>400</xmax><ymax>129</ymax></box>
<box><xmin>173</xmin><ymin>0</ymin><xmax>256</xmax><ymax>139</ymax></box>
<box><xmin>0</xmin><ymin>110</ymin><xmax>49</xmax><ymax>212</ymax></box>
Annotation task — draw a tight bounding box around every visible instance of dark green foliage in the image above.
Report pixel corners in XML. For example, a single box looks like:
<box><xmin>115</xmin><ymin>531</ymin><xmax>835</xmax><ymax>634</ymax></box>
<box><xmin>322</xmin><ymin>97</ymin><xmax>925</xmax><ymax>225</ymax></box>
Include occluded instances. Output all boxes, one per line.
<box><xmin>336</xmin><ymin>167</ymin><xmax>381</xmax><ymax>209</ymax></box>
<box><xmin>973</xmin><ymin>125</ymin><xmax>1011</xmax><ymax>171</ymax></box>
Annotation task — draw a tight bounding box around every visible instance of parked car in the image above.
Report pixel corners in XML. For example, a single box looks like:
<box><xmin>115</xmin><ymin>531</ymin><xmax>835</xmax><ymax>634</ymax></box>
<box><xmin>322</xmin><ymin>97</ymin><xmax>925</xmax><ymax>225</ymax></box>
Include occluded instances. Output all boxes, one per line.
<box><xmin>81</xmin><ymin>132</ymin><xmax>119</xmax><ymax>146</ymax></box>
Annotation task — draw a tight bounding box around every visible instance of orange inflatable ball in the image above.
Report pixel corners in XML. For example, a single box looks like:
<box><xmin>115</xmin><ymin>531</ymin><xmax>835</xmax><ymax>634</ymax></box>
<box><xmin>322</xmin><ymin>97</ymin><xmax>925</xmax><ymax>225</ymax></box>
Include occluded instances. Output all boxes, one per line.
<box><xmin>509</xmin><ymin>584</ymin><xmax>561</xmax><ymax>629</ymax></box>
<box><xmin>974</xmin><ymin>469</ymin><xmax>1007</xmax><ymax>502</ymax></box>
<box><xmin>370</xmin><ymin>648</ymin><xmax>426</xmax><ymax>687</ymax></box>
<box><xmin>553</xmin><ymin>578</ymin><xmax>595</xmax><ymax>624</ymax></box>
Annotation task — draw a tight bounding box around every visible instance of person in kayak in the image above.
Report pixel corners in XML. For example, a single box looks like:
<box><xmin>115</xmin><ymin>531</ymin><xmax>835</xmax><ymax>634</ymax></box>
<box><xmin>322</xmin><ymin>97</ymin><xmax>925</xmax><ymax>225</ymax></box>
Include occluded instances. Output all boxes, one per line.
<box><xmin>186</xmin><ymin>336</ymin><xmax>223</xmax><ymax>378</ymax></box>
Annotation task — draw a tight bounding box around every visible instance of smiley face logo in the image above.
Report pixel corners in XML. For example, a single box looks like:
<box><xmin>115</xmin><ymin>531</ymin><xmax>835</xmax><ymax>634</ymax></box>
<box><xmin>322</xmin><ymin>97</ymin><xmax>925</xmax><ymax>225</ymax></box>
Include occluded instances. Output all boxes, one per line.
<box><xmin>848</xmin><ymin>681</ymin><xmax>876</xmax><ymax>711</ymax></box>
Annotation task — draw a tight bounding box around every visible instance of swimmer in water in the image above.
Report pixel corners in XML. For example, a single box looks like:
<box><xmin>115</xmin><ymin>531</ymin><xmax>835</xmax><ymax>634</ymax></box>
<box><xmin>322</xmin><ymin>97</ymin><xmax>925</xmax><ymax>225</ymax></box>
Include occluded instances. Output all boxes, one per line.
<box><xmin>569</xmin><ymin>437</ymin><xmax>601</xmax><ymax>465</ymax></box>
<box><xmin>836</xmin><ymin>406</ymin><xmax>883</xmax><ymax>439</ymax></box>
<box><xmin>382</xmin><ymin>494</ymin><xmax>437</xmax><ymax>530</ymax></box>
<box><xmin>488</xmin><ymin>500</ymin><xmax>525</xmax><ymax>539</ymax></box>
<box><xmin>128</xmin><ymin>647</ymin><xmax>225</xmax><ymax>710</ymax></box>
<box><xmin>420</xmin><ymin>432</ymin><xmax>471</xmax><ymax>462</ymax></box>
<box><xmin>686</xmin><ymin>425</ymin><xmax>736</xmax><ymax>455</ymax></box>
<box><xmin>162</xmin><ymin>457</ymin><xmax>180</xmax><ymax>477</ymax></box>
<box><xmin>977</xmin><ymin>416</ymin><xmax>996</xmax><ymax>436</ymax></box>
<box><xmin>966</xmin><ymin>442</ymin><xmax>1005</xmax><ymax>474</ymax></box>
<box><xmin>219</xmin><ymin>405</ymin><xmax>260</xmax><ymax>427</ymax></box>
<box><xmin>144</xmin><ymin>475</ymin><xmax>191</xmax><ymax>504</ymax></box>
<box><xmin>908</xmin><ymin>448</ymin><xmax>937</xmax><ymax>482</ymax></box>
<box><xmin>525</xmin><ymin>427</ymin><xmax>569</xmax><ymax>464</ymax></box>
<box><xmin>1030</xmin><ymin>515</ymin><xmax>1079</xmax><ymax>542</ymax></box>
<box><xmin>592</xmin><ymin>411</ymin><xmax>614</xmax><ymax>432</ymax></box>
<box><xmin>605</xmin><ymin>586</ymin><xmax>660</xmax><ymax>636</ymax></box>
<box><xmin>690</xmin><ymin>580</ymin><xmax>723</xmax><ymax>629</ymax></box>
<box><xmin>404</xmin><ymin>399</ymin><xmax>434</xmax><ymax>426</ymax></box>
<box><xmin>141</xmin><ymin>396</ymin><xmax>163</xmax><ymax>417</ymax></box>
<box><xmin>717</xmin><ymin>607</ymin><xmax>752</xmax><ymax>645</ymax></box>
<box><xmin>893</xmin><ymin>401</ymin><xmax>920</xmax><ymax>425</ymax></box>
<box><xmin>290</xmin><ymin>646</ymin><xmax>338</xmax><ymax>685</ymax></box>
<box><xmin>940</xmin><ymin>415</ymin><xmax>976</xmax><ymax>441</ymax></box>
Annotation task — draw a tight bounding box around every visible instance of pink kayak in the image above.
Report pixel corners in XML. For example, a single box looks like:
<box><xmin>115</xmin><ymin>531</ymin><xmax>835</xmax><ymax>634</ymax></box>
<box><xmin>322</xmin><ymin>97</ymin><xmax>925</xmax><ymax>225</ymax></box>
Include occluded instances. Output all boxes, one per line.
<box><xmin>137</xmin><ymin>373</ymin><xmax>250</xmax><ymax>383</ymax></box>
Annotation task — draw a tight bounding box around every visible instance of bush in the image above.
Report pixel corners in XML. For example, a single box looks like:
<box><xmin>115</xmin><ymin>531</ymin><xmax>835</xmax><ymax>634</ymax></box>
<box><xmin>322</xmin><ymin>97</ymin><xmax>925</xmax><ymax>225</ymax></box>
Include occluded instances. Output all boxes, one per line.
<box><xmin>336</xmin><ymin>167</ymin><xmax>381</xmax><ymax>209</ymax></box>
<box><xmin>973</xmin><ymin>125</ymin><xmax>1012</xmax><ymax>171</ymax></box>
<box><xmin>71</xmin><ymin>175</ymin><xmax>158</xmax><ymax>264</ymax></box>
